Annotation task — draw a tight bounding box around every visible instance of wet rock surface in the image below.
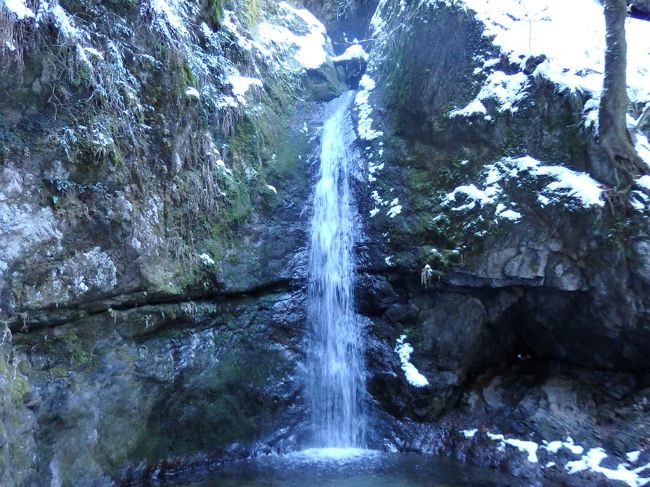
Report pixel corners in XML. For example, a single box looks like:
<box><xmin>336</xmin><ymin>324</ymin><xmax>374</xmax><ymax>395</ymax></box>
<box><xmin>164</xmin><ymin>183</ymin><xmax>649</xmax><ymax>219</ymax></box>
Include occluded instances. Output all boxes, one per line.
<box><xmin>1</xmin><ymin>0</ymin><xmax>650</xmax><ymax>486</ymax></box>
<box><xmin>0</xmin><ymin>0</ymin><xmax>348</xmax><ymax>484</ymax></box>
<box><xmin>351</xmin><ymin>0</ymin><xmax>650</xmax><ymax>485</ymax></box>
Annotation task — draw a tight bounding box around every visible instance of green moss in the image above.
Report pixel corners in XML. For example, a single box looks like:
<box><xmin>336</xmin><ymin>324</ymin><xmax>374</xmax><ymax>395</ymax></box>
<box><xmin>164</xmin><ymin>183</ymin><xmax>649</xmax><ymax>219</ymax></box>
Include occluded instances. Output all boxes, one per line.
<box><xmin>70</xmin><ymin>349</ymin><xmax>93</xmax><ymax>368</ymax></box>
<box><xmin>9</xmin><ymin>375</ymin><xmax>30</xmax><ymax>404</ymax></box>
<box><xmin>136</xmin><ymin>343</ymin><xmax>279</xmax><ymax>460</ymax></box>
<box><xmin>170</xmin><ymin>58</ymin><xmax>200</xmax><ymax>97</ymax></box>
<box><xmin>209</xmin><ymin>0</ymin><xmax>225</xmax><ymax>25</ymax></box>
<box><xmin>240</xmin><ymin>0</ymin><xmax>262</xmax><ymax>29</ymax></box>
<box><xmin>52</xmin><ymin>326</ymin><xmax>97</xmax><ymax>370</ymax></box>
<box><xmin>49</xmin><ymin>364</ymin><xmax>70</xmax><ymax>378</ymax></box>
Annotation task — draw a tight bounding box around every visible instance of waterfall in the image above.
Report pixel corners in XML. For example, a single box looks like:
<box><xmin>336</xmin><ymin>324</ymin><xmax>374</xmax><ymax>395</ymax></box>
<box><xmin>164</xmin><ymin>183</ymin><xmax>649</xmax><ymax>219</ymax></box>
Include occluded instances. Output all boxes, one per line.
<box><xmin>306</xmin><ymin>91</ymin><xmax>366</xmax><ymax>448</ymax></box>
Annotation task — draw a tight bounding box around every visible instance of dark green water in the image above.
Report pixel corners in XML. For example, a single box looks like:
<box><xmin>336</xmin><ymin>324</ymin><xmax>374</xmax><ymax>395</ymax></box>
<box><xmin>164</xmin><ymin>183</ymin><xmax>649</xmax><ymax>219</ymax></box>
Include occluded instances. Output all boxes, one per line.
<box><xmin>174</xmin><ymin>448</ymin><xmax>533</xmax><ymax>487</ymax></box>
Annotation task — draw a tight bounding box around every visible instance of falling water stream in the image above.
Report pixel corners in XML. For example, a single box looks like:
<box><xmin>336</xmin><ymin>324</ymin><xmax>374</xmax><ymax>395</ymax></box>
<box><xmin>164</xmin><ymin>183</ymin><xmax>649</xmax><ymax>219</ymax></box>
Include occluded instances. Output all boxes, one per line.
<box><xmin>305</xmin><ymin>91</ymin><xmax>366</xmax><ymax>448</ymax></box>
<box><xmin>168</xmin><ymin>92</ymin><xmax>535</xmax><ymax>487</ymax></box>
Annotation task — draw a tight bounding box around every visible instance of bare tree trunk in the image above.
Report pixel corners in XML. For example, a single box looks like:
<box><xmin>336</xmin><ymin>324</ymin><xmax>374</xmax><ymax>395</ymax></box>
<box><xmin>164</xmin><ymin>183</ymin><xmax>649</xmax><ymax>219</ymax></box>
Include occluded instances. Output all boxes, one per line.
<box><xmin>599</xmin><ymin>0</ymin><xmax>646</xmax><ymax>188</ymax></box>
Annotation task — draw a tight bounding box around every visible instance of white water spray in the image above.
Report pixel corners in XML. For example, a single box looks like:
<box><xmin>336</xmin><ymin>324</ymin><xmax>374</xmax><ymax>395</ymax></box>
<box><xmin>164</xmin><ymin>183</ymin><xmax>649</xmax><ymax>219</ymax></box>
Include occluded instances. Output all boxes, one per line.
<box><xmin>306</xmin><ymin>91</ymin><xmax>366</xmax><ymax>447</ymax></box>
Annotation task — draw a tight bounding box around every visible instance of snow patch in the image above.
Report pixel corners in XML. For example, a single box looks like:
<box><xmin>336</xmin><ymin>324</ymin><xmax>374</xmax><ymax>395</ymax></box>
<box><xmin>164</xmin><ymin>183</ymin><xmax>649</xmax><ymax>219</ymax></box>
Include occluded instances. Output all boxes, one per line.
<box><xmin>451</xmin><ymin>71</ymin><xmax>529</xmax><ymax>118</ymax></box>
<box><xmin>445</xmin><ymin>156</ymin><xmax>604</xmax><ymax>215</ymax></box>
<box><xmin>185</xmin><ymin>87</ymin><xmax>200</xmax><ymax>99</ymax></box>
<box><xmin>332</xmin><ymin>43</ymin><xmax>369</xmax><ymax>63</ymax></box>
<box><xmin>566</xmin><ymin>448</ymin><xmax>650</xmax><ymax>487</ymax></box>
<box><xmin>636</xmin><ymin>133</ymin><xmax>650</xmax><ymax>168</ymax></box>
<box><xmin>146</xmin><ymin>0</ymin><xmax>187</xmax><ymax>39</ymax></box>
<box><xmin>450</xmin><ymin>99</ymin><xmax>487</xmax><ymax>118</ymax></box>
<box><xmin>461</xmin><ymin>430</ymin><xmax>649</xmax><ymax>486</ymax></box>
<box><xmin>257</xmin><ymin>2</ymin><xmax>329</xmax><ymax>70</ymax></box>
<box><xmin>446</xmin><ymin>184</ymin><xmax>499</xmax><ymax>210</ymax></box>
<box><xmin>637</xmin><ymin>175</ymin><xmax>650</xmax><ymax>192</ymax></box>
<box><xmin>462</xmin><ymin>0</ymin><xmax>650</xmax><ymax>106</ymax></box>
<box><xmin>387</xmin><ymin>204</ymin><xmax>402</xmax><ymax>218</ymax></box>
<box><xmin>3</xmin><ymin>0</ymin><xmax>35</xmax><ymax>19</ymax></box>
<box><xmin>355</xmin><ymin>75</ymin><xmax>383</xmax><ymax>141</ymax></box>
<box><xmin>628</xmin><ymin>451</ymin><xmax>642</xmax><ymax>463</ymax></box>
<box><xmin>50</xmin><ymin>5</ymin><xmax>78</xmax><ymax>39</ymax></box>
<box><xmin>487</xmin><ymin>433</ymin><xmax>539</xmax><ymax>463</ymax></box>
<box><xmin>495</xmin><ymin>204</ymin><xmax>522</xmax><ymax>221</ymax></box>
<box><xmin>542</xmin><ymin>437</ymin><xmax>584</xmax><ymax>455</ymax></box>
<box><xmin>198</xmin><ymin>253</ymin><xmax>215</xmax><ymax>266</ymax></box>
<box><xmin>461</xmin><ymin>429</ymin><xmax>478</xmax><ymax>439</ymax></box>
<box><xmin>395</xmin><ymin>335</ymin><xmax>429</xmax><ymax>387</ymax></box>
<box><xmin>228</xmin><ymin>75</ymin><xmax>263</xmax><ymax>104</ymax></box>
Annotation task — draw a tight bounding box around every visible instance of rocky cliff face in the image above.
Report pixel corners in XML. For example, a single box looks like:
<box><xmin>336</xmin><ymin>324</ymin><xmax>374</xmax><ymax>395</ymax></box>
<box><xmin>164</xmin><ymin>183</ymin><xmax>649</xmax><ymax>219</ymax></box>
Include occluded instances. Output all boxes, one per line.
<box><xmin>351</xmin><ymin>0</ymin><xmax>650</xmax><ymax>483</ymax></box>
<box><xmin>2</xmin><ymin>0</ymin><xmax>650</xmax><ymax>486</ymax></box>
<box><xmin>0</xmin><ymin>0</ymin><xmax>345</xmax><ymax>484</ymax></box>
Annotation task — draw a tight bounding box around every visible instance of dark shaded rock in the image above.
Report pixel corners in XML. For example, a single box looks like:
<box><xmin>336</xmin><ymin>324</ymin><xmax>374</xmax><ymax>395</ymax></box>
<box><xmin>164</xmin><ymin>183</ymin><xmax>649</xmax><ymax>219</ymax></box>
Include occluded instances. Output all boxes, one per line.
<box><xmin>303</xmin><ymin>63</ymin><xmax>348</xmax><ymax>102</ymax></box>
<box><xmin>545</xmin><ymin>253</ymin><xmax>586</xmax><ymax>291</ymax></box>
<box><xmin>349</xmin><ymin>1</ymin><xmax>650</xmax><ymax>486</ymax></box>
<box><xmin>631</xmin><ymin>0</ymin><xmax>650</xmax><ymax>17</ymax></box>
<box><xmin>356</xmin><ymin>272</ymin><xmax>401</xmax><ymax>315</ymax></box>
<box><xmin>333</xmin><ymin>54</ymin><xmax>367</xmax><ymax>88</ymax></box>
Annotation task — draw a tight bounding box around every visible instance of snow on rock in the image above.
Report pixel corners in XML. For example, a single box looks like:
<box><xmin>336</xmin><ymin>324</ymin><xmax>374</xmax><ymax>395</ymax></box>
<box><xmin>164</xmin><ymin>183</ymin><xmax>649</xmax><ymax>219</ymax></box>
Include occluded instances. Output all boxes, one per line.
<box><xmin>638</xmin><ymin>175</ymin><xmax>650</xmax><ymax>192</ymax></box>
<box><xmin>461</xmin><ymin>0</ymin><xmax>650</xmax><ymax>106</ymax></box>
<box><xmin>461</xmin><ymin>429</ymin><xmax>478</xmax><ymax>438</ymax></box>
<box><xmin>50</xmin><ymin>4</ymin><xmax>79</xmax><ymax>39</ymax></box>
<box><xmin>636</xmin><ymin>133</ymin><xmax>650</xmax><ymax>167</ymax></box>
<box><xmin>460</xmin><ymin>431</ymin><xmax>649</xmax><ymax>486</ymax></box>
<box><xmin>2</xmin><ymin>0</ymin><xmax>35</xmax><ymax>19</ymax></box>
<box><xmin>445</xmin><ymin>156</ymin><xmax>604</xmax><ymax>216</ymax></box>
<box><xmin>447</xmin><ymin>183</ymin><xmax>498</xmax><ymax>211</ymax></box>
<box><xmin>368</xmin><ymin>160</ymin><xmax>384</xmax><ymax>183</ymax></box>
<box><xmin>387</xmin><ymin>198</ymin><xmax>402</xmax><ymax>218</ymax></box>
<box><xmin>266</xmin><ymin>184</ymin><xmax>277</xmax><ymax>195</ymax></box>
<box><xmin>395</xmin><ymin>335</ymin><xmax>429</xmax><ymax>387</ymax></box>
<box><xmin>198</xmin><ymin>253</ymin><xmax>215</xmax><ymax>266</ymax></box>
<box><xmin>355</xmin><ymin>75</ymin><xmax>383</xmax><ymax>141</ymax></box>
<box><xmin>439</xmin><ymin>0</ymin><xmax>650</xmax><ymax>129</ymax></box>
<box><xmin>449</xmin><ymin>98</ymin><xmax>487</xmax><ymax>118</ymax></box>
<box><xmin>228</xmin><ymin>75</ymin><xmax>263</xmax><ymax>104</ymax></box>
<box><xmin>371</xmin><ymin>190</ymin><xmax>387</xmax><ymax>207</ymax></box>
<box><xmin>477</xmin><ymin>71</ymin><xmax>529</xmax><ymax>112</ymax></box>
<box><xmin>145</xmin><ymin>0</ymin><xmax>188</xmax><ymax>40</ymax></box>
<box><xmin>522</xmin><ymin>158</ymin><xmax>605</xmax><ymax>207</ymax></box>
<box><xmin>450</xmin><ymin>71</ymin><xmax>529</xmax><ymax>118</ymax></box>
<box><xmin>495</xmin><ymin>204</ymin><xmax>522</xmax><ymax>221</ymax></box>
<box><xmin>2</xmin><ymin>2</ymin><xmax>85</xmax><ymax>41</ymax></box>
<box><xmin>630</xmin><ymin>190</ymin><xmax>650</xmax><ymax>211</ymax></box>
<box><xmin>387</xmin><ymin>205</ymin><xmax>402</xmax><ymax>218</ymax></box>
<box><xmin>487</xmin><ymin>432</ymin><xmax>539</xmax><ymax>463</ymax></box>
<box><xmin>542</xmin><ymin>437</ymin><xmax>584</xmax><ymax>455</ymax></box>
<box><xmin>566</xmin><ymin>448</ymin><xmax>650</xmax><ymax>487</ymax></box>
<box><xmin>628</xmin><ymin>451</ymin><xmax>642</xmax><ymax>463</ymax></box>
<box><xmin>257</xmin><ymin>2</ymin><xmax>329</xmax><ymax>70</ymax></box>
<box><xmin>221</xmin><ymin>10</ymin><xmax>254</xmax><ymax>52</ymax></box>
<box><xmin>185</xmin><ymin>87</ymin><xmax>200</xmax><ymax>99</ymax></box>
<box><xmin>332</xmin><ymin>44</ymin><xmax>369</xmax><ymax>63</ymax></box>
